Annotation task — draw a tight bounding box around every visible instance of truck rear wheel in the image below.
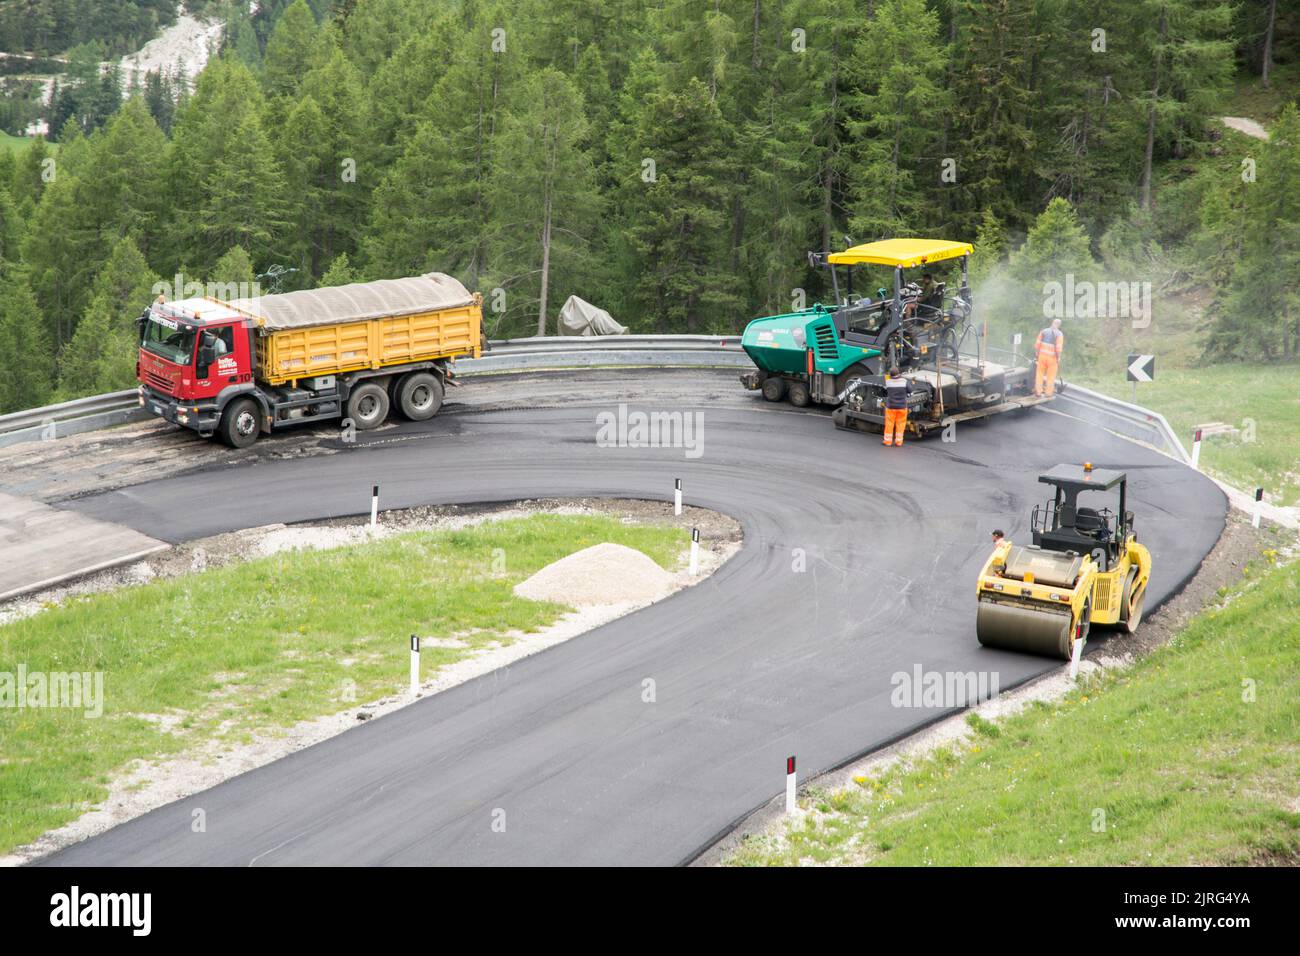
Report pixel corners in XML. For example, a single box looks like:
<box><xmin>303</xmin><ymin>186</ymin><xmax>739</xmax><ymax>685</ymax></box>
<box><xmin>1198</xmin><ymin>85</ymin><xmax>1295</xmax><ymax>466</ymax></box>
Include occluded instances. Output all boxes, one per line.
<box><xmin>761</xmin><ymin>377</ymin><xmax>787</xmax><ymax>402</ymax></box>
<box><xmin>396</xmin><ymin>372</ymin><xmax>444</xmax><ymax>421</ymax></box>
<box><xmin>347</xmin><ymin>382</ymin><xmax>390</xmax><ymax>430</ymax></box>
<box><xmin>219</xmin><ymin>398</ymin><xmax>260</xmax><ymax>449</ymax></box>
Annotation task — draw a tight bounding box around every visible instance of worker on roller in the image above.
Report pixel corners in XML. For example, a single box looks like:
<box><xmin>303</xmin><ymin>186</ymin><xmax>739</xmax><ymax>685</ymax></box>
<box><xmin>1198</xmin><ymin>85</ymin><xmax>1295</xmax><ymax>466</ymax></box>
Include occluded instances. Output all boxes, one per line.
<box><xmin>882</xmin><ymin>366</ymin><xmax>909</xmax><ymax>447</ymax></box>
<box><xmin>991</xmin><ymin>529</ymin><xmax>1005</xmax><ymax>546</ymax></box>
<box><xmin>1034</xmin><ymin>318</ymin><xmax>1064</xmax><ymax>396</ymax></box>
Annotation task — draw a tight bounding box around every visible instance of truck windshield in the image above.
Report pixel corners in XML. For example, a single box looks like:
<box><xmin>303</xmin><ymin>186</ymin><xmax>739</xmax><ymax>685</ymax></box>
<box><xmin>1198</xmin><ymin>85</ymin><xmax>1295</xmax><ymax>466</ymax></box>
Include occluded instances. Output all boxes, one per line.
<box><xmin>141</xmin><ymin>313</ymin><xmax>197</xmax><ymax>366</ymax></box>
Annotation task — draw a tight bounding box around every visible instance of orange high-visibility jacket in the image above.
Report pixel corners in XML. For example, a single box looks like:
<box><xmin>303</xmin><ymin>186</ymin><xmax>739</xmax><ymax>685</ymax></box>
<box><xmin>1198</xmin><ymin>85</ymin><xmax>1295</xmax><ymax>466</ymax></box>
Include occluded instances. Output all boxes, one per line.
<box><xmin>1036</xmin><ymin>327</ymin><xmax>1064</xmax><ymax>359</ymax></box>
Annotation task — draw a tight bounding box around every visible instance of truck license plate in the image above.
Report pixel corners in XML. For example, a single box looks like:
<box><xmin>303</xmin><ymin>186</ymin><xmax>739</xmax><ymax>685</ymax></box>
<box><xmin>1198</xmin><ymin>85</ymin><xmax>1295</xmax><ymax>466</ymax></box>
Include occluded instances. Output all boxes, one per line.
<box><xmin>152</xmin><ymin>404</ymin><xmax>162</xmax><ymax>414</ymax></box>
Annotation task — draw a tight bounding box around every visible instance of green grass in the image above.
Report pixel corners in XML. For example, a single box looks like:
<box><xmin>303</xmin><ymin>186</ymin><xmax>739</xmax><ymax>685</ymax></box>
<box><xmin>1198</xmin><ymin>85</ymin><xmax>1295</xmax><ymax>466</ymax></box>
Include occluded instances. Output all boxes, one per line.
<box><xmin>0</xmin><ymin>513</ymin><xmax>687</xmax><ymax>854</ymax></box>
<box><xmin>1069</xmin><ymin>364</ymin><xmax>1300</xmax><ymax>505</ymax></box>
<box><xmin>0</xmin><ymin>131</ymin><xmax>36</xmax><ymax>153</ymax></box>
<box><xmin>727</xmin><ymin>554</ymin><xmax>1300</xmax><ymax>866</ymax></box>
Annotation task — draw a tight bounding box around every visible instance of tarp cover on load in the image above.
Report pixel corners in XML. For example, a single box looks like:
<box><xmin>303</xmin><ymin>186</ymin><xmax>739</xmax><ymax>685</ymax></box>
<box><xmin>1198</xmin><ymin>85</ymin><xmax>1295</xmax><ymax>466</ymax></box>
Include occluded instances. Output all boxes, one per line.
<box><xmin>229</xmin><ymin>273</ymin><xmax>475</xmax><ymax>331</ymax></box>
<box><xmin>558</xmin><ymin>295</ymin><xmax>628</xmax><ymax>336</ymax></box>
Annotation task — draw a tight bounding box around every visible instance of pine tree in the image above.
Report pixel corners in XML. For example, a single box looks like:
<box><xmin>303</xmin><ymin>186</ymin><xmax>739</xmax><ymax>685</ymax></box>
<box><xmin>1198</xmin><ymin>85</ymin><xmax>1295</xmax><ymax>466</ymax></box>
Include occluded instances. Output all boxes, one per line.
<box><xmin>320</xmin><ymin>252</ymin><xmax>357</xmax><ymax>286</ymax></box>
<box><xmin>619</xmin><ymin>77</ymin><xmax>742</xmax><ymax>333</ymax></box>
<box><xmin>485</xmin><ymin>69</ymin><xmax>600</xmax><ymax>336</ymax></box>
<box><xmin>166</xmin><ymin>58</ymin><xmax>288</xmax><ymax>274</ymax></box>
<box><xmin>262</xmin><ymin>0</ymin><xmax>319</xmax><ymax>99</ymax></box>
<box><xmin>1209</xmin><ymin>104</ymin><xmax>1300</xmax><ymax>360</ymax></box>
<box><xmin>949</xmin><ymin>0</ymin><xmax>1041</xmax><ymax>233</ymax></box>
<box><xmin>846</xmin><ymin>0</ymin><xmax>950</xmax><ymax>240</ymax></box>
<box><xmin>286</xmin><ymin>45</ymin><xmax>368</xmax><ymax>279</ymax></box>
<box><xmin>362</xmin><ymin>8</ymin><xmax>520</xmax><ymax>285</ymax></box>
<box><xmin>970</xmin><ymin>208</ymin><xmax>1007</xmax><ymax>286</ymax></box>
<box><xmin>1134</xmin><ymin>0</ymin><xmax>1235</xmax><ymax>210</ymax></box>
<box><xmin>56</xmin><ymin>237</ymin><xmax>161</xmax><ymax>399</ymax></box>
<box><xmin>0</xmin><ymin>267</ymin><xmax>54</xmax><ymax>413</ymax></box>
<box><xmin>209</xmin><ymin>245</ymin><xmax>257</xmax><ymax>290</ymax></box>
<box><xmin>199</xmin><ymin>112</ymin><xmax>289</xmax><ymax>269</ymax></box>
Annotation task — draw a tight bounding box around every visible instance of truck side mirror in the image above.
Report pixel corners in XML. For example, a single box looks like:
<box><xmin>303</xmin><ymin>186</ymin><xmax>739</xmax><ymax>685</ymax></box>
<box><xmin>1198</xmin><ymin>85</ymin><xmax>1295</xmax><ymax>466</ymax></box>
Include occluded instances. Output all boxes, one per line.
<box><xmin>196</xmin><ymin>334</ymin><xmax>217</xmax><ymax>377</ymax></box>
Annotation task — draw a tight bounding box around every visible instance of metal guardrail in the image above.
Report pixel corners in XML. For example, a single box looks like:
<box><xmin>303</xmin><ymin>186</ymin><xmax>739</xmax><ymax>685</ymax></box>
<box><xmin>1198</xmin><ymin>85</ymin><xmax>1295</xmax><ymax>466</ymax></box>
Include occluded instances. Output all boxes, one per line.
<box><xmin>1050</xmin><ymin>384</ymin><xmax>1191</xmax><ymax>464</ymax></box>
<box><xmin>0</xmin><ymin>390</ymin><xmax>146</xmax><ymax>448</ymax></box>
<box><xmin>978</xmin><ymin>345</ymin><xmax>1191</xmax><ymax>464</ymax></box>
<box><xmin>0</xmin><ymin>335</ymin><xmax>1191</xmax><ymax>466</ymax></box>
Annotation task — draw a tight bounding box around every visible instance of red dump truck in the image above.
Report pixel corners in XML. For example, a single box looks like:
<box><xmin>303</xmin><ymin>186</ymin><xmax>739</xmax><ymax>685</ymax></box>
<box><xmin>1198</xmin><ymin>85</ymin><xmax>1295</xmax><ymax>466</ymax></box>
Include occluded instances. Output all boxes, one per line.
<box><xmin>136</xmin><ymin>273</ymin><xmax>484</xmax><ymax>447</ymax></box>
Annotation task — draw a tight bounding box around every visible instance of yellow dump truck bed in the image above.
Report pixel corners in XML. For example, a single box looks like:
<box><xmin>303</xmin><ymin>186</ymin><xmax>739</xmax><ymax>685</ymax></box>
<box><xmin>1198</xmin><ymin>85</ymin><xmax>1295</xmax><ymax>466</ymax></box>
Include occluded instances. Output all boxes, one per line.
<box><xmin>227</xmin><ymin>273</ymin><xmax>482</xmax><ymax>386</ymax></box>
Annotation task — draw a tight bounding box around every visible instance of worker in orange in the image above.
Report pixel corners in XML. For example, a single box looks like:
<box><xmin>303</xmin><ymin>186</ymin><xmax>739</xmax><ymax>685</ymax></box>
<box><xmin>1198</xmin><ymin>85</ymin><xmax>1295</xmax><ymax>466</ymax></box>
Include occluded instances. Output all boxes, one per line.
<box><xmin>882</xmin><ymin>366</ymin><xmax>909</xmax><ymax>446</ymax></box>
<box><xmin>1034</xmin><ymin>318</ymin><xmax>1064</xmax><ymax>396</ymax></box>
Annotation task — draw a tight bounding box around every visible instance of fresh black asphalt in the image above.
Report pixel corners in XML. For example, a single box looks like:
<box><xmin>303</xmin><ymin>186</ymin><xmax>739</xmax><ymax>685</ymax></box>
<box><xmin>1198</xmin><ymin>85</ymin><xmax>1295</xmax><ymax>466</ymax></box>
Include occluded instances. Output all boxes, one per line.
<box><xmin>40</xmin><ymin>374</ymin><xmax>1225</xmax><ymax>864</ymax></box>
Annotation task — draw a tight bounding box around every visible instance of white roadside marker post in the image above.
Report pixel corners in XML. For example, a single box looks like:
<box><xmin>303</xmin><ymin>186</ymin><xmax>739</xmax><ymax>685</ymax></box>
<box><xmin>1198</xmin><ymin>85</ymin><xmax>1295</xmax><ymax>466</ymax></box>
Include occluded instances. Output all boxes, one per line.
<box><xmin>674</xmin><ymin>478</ymin><xmax>682</xmax><ymax>516</ymax></box>
<box><xmin>1191</xmin><ymin>429</ymin><xmax>1202</xmax><ymax>470</ymax></box>
<box><xmin>785</xmin><ymin>756</ymin><xmax>797</xmax><ymax>814</ymax></box>
<box><xmin>371</xmin><ymin>484</ymin><xmax>380</xmax><ymax>529</ymax></box>
<box><xmin>410</xmin><ymin>635</ymin><xmax>420</xmax><ymax>696</ymax></box>
<box><xmin>1069</xmin><ymin>626</ymin><xmax>1084</xmax><ymax>681</ymax></box>
<box><xmin>1252</xmin><ymin>488</ymin><xmax>1263</xmax><ymax>529</ymax></box>
<box><xmin>689</xmin><ymin>528</ymin><xmax>700</xmax><ymax>575</ymax></box>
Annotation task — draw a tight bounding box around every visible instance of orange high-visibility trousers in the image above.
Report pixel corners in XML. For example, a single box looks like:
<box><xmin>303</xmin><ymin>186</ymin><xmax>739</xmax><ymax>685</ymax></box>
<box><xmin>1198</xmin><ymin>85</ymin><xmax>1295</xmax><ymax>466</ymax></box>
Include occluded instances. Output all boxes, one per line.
<box><xmin>883</xmin><ymin>408</ymin><xmax>908</xmax><ymax>446</ymax></box>
<box><xmin>1035</xmin><ymin>354</ymin><xmax>1059</xmax><ymax>396</ymax></box>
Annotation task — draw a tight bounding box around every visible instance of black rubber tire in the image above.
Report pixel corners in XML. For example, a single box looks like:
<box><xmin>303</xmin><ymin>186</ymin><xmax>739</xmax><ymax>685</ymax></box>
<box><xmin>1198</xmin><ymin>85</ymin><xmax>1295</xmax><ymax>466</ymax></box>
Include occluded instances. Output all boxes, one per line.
<box><xmin>396</xmin><ymin>372</ymin><xmax>444</xmax><ymax>421</ymax></box>
<box><xmin>761</xmin><ymin>377</ymin><xmax>787</xmax><ymax>402</ymax></box>
<box><xmin>788</xmin><ymin>381</ymin><xmax>811</xmax><ymax>408</ymax></box>
<box><xmin>218</xmin><ymin>397</ymin><xmax>260</xmax><ymax>448</ymax></box>
<box><xmin>834</xmin><ymin>361</ymin><xmax>878</xmax><ymax>396</ymax></box>
<box><xmin>1120</xmin><ymin>568</ymin><xmax>1145</xmax><ymax>634</ymax></box>
<box><xmin>346</xmin><ymin>382</ymin><xmax>390</xmax><ymax>431</ymax></box>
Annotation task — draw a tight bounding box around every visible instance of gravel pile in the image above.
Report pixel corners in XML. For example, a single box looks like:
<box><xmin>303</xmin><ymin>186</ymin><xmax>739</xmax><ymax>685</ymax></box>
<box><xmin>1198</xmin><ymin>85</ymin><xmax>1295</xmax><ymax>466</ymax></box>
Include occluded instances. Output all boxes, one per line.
<box><xmin>514</xmin><ymin>543</ymin><xmax>674</xmax><ymax>606</ymax></box>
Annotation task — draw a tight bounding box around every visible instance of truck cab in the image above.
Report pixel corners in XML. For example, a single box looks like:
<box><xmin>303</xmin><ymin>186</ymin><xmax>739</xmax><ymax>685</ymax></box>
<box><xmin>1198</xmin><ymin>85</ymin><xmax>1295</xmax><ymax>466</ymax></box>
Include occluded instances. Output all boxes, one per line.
<box><xmin>137</xmin><ymin>298</ymin><xmax>256</xmax><ymax>437</ymax></box>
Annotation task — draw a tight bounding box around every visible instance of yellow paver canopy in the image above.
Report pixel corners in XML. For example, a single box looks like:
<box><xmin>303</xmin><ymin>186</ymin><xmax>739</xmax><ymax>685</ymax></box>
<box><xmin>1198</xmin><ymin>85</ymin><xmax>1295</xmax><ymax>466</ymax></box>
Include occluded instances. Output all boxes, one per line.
<box><xmin>827</xmin><ymin>238</ymin><xmax>973</xmax><ymax>269</ymax></box>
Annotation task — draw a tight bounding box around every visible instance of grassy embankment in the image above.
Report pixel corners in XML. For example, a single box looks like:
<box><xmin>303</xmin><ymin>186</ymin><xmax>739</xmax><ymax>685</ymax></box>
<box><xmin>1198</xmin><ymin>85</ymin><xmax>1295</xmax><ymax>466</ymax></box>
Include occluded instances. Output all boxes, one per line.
<box><xmin>728</xmin><ymin>553</ymin><xmax>1299</xmax><ymax>866</ymax></box>
<box><xmin>0</xmin><ymin>513</ymin><xmax>687</xmax><ymax>854</ymax></box>
<box><xmin>1069</xmin><ymin>365</ymin><xmax>1300</xmax><ymax>506</ymax></box>
<box><xmin>0</xmin><ymin>131</ymin><xmax>34</xmax><ymax>153</ymax></box>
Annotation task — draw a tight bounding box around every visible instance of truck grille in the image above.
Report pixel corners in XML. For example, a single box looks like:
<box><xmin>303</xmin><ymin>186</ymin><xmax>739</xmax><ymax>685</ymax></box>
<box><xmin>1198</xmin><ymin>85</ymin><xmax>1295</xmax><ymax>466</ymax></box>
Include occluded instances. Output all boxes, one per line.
<box><xmin>145</xmin><ymin>370</ymin><xmax>175</xmax><ymax>393</ymax></box>
<box><xmin>813</xmin><ymin>323</ymin><xmax>838</xmax><ymax>361</ymax></box>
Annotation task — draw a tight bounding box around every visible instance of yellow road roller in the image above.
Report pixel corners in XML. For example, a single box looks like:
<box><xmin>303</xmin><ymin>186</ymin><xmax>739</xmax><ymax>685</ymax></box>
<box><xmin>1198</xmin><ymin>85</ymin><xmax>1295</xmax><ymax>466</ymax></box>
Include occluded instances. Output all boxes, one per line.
<box><xmin>976</xmin><ymin>463</ymin><xmax>1152</xmax><ymax>658</ymax></box>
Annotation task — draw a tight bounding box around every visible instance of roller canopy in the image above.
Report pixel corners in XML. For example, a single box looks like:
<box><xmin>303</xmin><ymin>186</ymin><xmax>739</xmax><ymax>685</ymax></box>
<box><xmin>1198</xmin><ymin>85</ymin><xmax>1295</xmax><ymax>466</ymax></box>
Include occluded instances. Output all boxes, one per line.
<box><xmin>827</xmin><ymin>238</ymin><xmax>973</xmax><ymax>269</ymax></box>
<box><xmin>227</xmin><ymin>273</ymin><xmax>476</xmax><ymax>331</ymax></box>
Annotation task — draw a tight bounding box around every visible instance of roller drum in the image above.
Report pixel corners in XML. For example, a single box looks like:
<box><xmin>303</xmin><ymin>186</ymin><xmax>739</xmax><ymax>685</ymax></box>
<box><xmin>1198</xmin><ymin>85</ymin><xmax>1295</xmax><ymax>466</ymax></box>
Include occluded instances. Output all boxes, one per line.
<box><xmin>976</xmin><ymin>599</ymin><xmax>1075</xmax><ymax>659</ymax></box>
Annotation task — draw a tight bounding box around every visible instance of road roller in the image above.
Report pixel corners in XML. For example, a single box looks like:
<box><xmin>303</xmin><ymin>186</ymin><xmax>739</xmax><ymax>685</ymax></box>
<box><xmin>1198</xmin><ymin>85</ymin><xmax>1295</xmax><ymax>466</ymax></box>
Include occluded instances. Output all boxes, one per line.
<box><xmin>976</xmin><ymin>463</ymin><xmax>1152</xmax><ymax>659</ymax></box>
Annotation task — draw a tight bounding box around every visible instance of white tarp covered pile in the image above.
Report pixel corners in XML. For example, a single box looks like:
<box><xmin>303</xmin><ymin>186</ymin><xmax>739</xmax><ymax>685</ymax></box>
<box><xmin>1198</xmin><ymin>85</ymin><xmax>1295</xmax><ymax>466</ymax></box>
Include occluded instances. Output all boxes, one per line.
<box><xmin>557</xmin><ymin>295</ymin><xmax>628</xmax><ymax>336</ymax></box>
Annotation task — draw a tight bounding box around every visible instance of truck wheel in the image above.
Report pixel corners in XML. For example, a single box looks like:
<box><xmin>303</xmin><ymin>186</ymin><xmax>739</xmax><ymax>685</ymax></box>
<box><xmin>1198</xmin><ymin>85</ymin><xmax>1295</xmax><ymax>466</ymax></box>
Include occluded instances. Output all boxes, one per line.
<box><xmin>761</xmin><ymin>377</ymin><xmax>787</xmax><ymax>402</ymax></box>
<box><xmin>219</xmin><ymin>398</ymin><xmax>260</xmax><ymax>449</ymax></box>
<box><xmin>347</xmin><ymin>382</ymin><xmax>390</xmax><ymax>430</ymax></box>
<box><xmin>396</xmin><ymin>372</ymin><xmax>444</xmax><ymax>421</ymax></box>
<box><xmin>788</xmin><ymin>381</ymin><xmax>811</xmax><ymax>408</ymax></box>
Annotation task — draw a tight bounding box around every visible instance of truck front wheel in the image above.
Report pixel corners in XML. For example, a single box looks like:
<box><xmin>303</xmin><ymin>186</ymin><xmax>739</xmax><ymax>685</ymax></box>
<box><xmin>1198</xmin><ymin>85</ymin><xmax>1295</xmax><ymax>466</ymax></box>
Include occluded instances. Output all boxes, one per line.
<box><xmin>395</xmin><ymin>372</ymin><xmax>444</xmax><ymax>421</ymax></box>
<box><xmin>347</xmin><ymin>382</ymin><xmax>390</xmax><ymax>430</ymax></box>
<box><xmin>219</xmin><ymin>398</ymin><xmax>260</xmax><ymax>448</ymax></box>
